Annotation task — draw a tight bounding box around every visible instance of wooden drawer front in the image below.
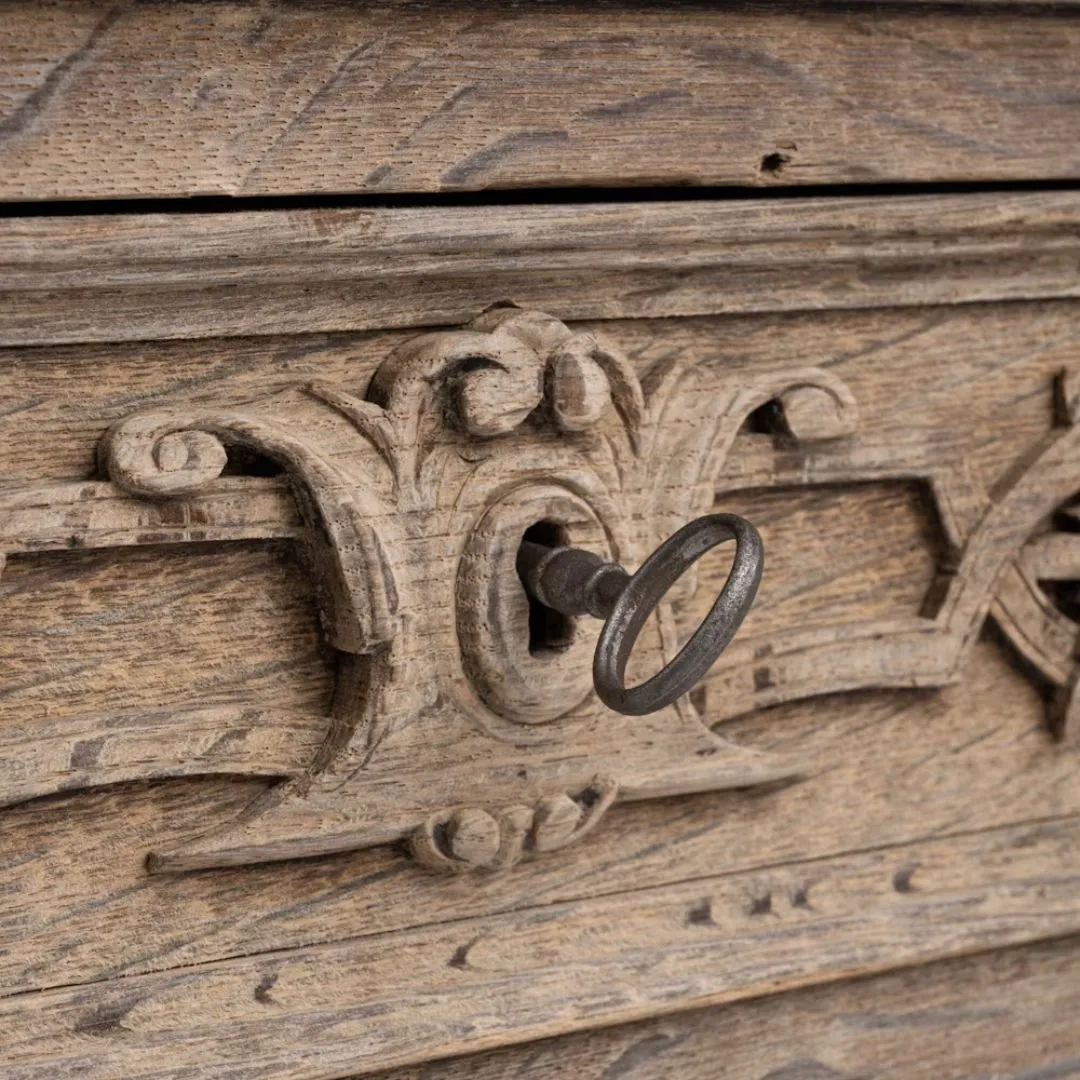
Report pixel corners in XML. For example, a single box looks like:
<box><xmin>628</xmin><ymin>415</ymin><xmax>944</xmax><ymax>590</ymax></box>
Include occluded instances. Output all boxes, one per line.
<box><xmin>2</xmin><ymin>3</ymin><xmax>1079</xmax><ymax>200</ymax></box>
<box><xmin>368</xmin><ymin>938</ymin><xmax>1080</xmax><ymax>1080</ymax></box>
<box><xmin>2</xmin><ymin>195</ymin><xmax>1080</xmax><ymax>1078</ymax></box>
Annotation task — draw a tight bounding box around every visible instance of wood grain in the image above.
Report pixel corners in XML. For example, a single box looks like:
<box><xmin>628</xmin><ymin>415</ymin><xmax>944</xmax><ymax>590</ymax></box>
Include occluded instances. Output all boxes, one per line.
<box><xmin>3</xmin><ymin>193</ymin><xmax>1080</xmax><ymax>346</ymax></box>
<box><xmin>3</xmin><ymin>300</ymin><xmax>1078</xmax><ymax>1000</ymax></box>
<box><xmin>1</xmin><ymin>3</ymin><xmax>1079</xmax><ymax>201</ymax></box>
<box><xmin>367</xmin><ymin>936</ymin><xmax>1080</xmax><ymax>1080</ymax></box>
<box><xmin>74</xmin><ymin>309</ymin><xmax>875</xmax><ymax>874</ymax></box>
<box><xmin>1</xmin><ymin>631</ymin><xmax>1076</xmax><ymax>997</ymax></box>
<box><xmin>3</xmin><ymin>301</ymin><xmax>1078</xmax><ymax>487</ymax></box>
<box><xmin>3</xmin><ymin>198</ymin><xmax>1080</xmax><ymax>1077</ymax></box>
<box><xmin>6</xmin><ymin>300</ymin><xmax>1080</xmax><ymax>873</ymax></box>
<box><xmin>4</xmin><ymin>814</ymin><xmax>1079</xmax><ymax>1080</ymax></box>
<box><xmin>3</xmin><ymin>3</ymin><xmax>1080</xmax><ymax>1072</ymax></box>
<box><xmin>1</xmin><ymin>299</ymin><xmax>1079</xmax><ymax>1070</ymax></box>
<box><xmin>0</xmin><ymin>477</ymin><xmax>301</xmax><ymax>553</ymax></box>
<box><xmin>0</xmin><ymin>302</ymin><xmax>1076</xmax><ymax>896</ymax></box>
<box><xmin>0</xmin><ymin>704</ymin><xmax>326</xmax><ymax>811</ymax></box>
<box><xmin>0</xmin><ymin>541</ymin><xmax>332</xmax><ymax>744</ymax></box>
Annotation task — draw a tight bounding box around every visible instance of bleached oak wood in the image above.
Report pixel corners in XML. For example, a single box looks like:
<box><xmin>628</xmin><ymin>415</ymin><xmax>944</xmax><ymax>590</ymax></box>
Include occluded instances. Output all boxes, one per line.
<box><xmin>3</xmin><ymin>815</ymin><xmax>1079</xmax><ymax>1080</ymax></box>
<box><xmin>43</xmin><ymin>307</ymin><xmax>845</xmax><ymax>873</ymax></box>
<box><xmin>3</xmin><ymin>302</ymin><xmax>1077</xmax><ymax>486</ymax></box>
<box><xmin>1</xmin><ymin>58</ymin><xmax>1079</xmax><ymax>1070</ymax></box>
<box><xmin>0</xmin><ymin>705</ymin><xmax>326</xmax><ymax>810</ymax></box>
<box><xmin>2</xmin><ymin>299</ymin><xmax>1079</xmax><ymax>863</ymax></box>
<box><xmin>2</xmin><ymin>638</ymin><xmax>1075</xmax><ymax>999</ymax></box>
<box><xmin>5</xmin><ymin>304</ymin><xmax>1078</xmax><ymax>875</ymax></box>
<box><xmin>0</xmin><ymin>477</ymin><xmax>300</xmax><ymax>552</ymax></box>
<box><xmin>367</xmin><ymin>936</ymin><xmax>1080</xmax><ymax>1080</ymax></box>
<box><xmin>2</xmin><ymin>4</ymin><xmax>1079</xmax><ymax>202</ymax></box>
<box><xmin>0</xmin><ymin>540</ymin><xmax>336</xmax><ymax>815</ymax></box>
<box><xmin>3</xmin><ymin>193</ymin><xmax>1080</xmax><ymax>346</ymax></box>
<box><xmin>3</xmin><ymin>298</ymin><xmax>1080</xmax><ymax>1002</ymax></box>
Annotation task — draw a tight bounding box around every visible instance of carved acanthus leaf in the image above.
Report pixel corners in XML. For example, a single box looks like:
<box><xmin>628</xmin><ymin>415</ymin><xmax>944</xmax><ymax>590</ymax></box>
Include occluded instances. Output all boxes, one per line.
<box><xmin>3</xmin><ymin>309</ymin><xmax>1075</xmax><ymax>879</ymax></box>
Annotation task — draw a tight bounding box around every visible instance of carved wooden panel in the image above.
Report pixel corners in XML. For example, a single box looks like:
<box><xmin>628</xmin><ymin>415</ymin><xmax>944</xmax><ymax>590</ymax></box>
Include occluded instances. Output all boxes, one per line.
<box><xmin>2</xmin><ymin>302</ymin><xmax>1076</xmax><ymax>882</ymax></box>
<box><xmin>3</xmin><ymin>307</ymin><xmax>840</xmax><ymax>874</ymax></box>
<box><xmin>2</xmin><ymin>196</ymin><xmax>1080</xmax><ymax>1079</ymax></box>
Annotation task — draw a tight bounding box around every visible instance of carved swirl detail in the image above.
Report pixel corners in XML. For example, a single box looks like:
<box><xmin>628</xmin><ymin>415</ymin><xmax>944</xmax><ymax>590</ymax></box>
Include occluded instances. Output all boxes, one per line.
<box><xmin>5</xmin><ymin>304</ymin><xmax>1072</xmax><ymax>878</ymax></box>
<box><xmin>101</xmin><ymin>402</ymin><xmax>400</xmax><ymax>653</ymax></box>
<box><xmin>409</xmin><ymin>776</ymin><xmax>619</xmax><ymax>873</ymax></box>
<box><xmin>103</xmin><ymin>417</ymin><xmax>230</xmax><ymax>497</ymax></box>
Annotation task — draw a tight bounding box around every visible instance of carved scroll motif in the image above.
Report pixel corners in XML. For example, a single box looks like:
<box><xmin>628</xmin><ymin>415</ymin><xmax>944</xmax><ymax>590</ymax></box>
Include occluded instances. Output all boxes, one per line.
<box><xmin>705</xmin><ymin>370</ymin><xmax>1080</xmax><ymax>740</ymax></box>
<box><xmin>1</xmin><ymin>306</ymin><xmax>1075</xmax><ymax>874</ymax></box>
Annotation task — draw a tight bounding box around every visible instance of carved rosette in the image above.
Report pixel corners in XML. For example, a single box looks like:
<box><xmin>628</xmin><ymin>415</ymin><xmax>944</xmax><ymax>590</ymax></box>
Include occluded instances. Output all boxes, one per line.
<box><xmin>988</xmin><ymin>374</ymin><xmax>1080</xmax><ymax>741</ymax></box>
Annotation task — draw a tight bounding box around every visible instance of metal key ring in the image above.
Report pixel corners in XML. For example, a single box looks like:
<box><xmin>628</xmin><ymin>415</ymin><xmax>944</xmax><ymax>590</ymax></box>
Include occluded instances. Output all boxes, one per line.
<box><xmin>518</xmin><ymin>513</ymin><xmax>764</xmax><ymax>716</ymax></box>
<box><xmin>594</xmin><ymin>514</ymin><xmax>763</xmax><ymax>715</ymax></box>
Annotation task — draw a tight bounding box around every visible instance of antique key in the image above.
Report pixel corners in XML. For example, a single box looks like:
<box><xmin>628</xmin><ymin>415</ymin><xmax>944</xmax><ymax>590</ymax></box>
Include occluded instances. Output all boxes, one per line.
<box><xmin>517</xmin><ymin>513</ymin><xmax>764</xmax><ymax>716</ymax></box>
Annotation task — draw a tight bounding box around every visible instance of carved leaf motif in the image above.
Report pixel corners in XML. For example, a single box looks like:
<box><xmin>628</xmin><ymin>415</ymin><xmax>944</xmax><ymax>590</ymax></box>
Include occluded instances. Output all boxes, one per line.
<box><xmin>2</xmin><ymin>309</ymin><xmax>1075</xmax><ymax>877</ymax></box>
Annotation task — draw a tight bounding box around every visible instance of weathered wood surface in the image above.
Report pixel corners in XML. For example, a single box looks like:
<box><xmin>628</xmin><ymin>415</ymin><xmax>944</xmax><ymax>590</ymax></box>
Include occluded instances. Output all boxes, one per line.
<box><xmin>3</xmin><ymin>631</ymin><xmax>1076</xmax><ymax>1002</ymax></box>
<box><xmin>0</xmin><ymin>703</ymin><xmax>326</xmax><ymax>811</ymax></box>
<box><xmin>67</xmin><ymin>308</ymin><xmax>880</xmax><ymax>875</ymax></box>
<box><xmin>368</xmin><ymin>936</ymin><xmax>1080</xmax><ymax>1080</ymax></box>
<box><xmin>4</xmin><ymin>193</ymin><xmax>1080</xmax><ymax>345</ymax></box>
<box><xmin>3</xmin><ymin>301</ymin><xmax>1078</xmax><ymax>486</ymax></box>
<box><xmin>4</xmin><ymin>299</ymin><xmax>1080</xmax><ymax>838</ymax></box>
<box><xmin>0</xmin><ymin>476</ymin><xmax>301</xmax><ymax>552</ymax></box>
<box><xmin>3</xmin><ymin>245</ymin><xmax>1080</xmax><ymax>1072</ymax></box>
<box><xmin>0</xmin><ymin>473</ymin><xmax>951</xmax><ymax>975</ymax></box>
<box><xmin>4</xmin><ymin>815</ymin><xmax>1080</xmax><ymax>1079</ymax></box>
<box><xmin>2</xmin><ymin>4</ymin><xmax>1079</xmax><ymax>202</ymax></box>
<box><xmin>2</xmin><ymin>302</ymin><xmax>1078</xmax><ymax>876</ymax></box>
<box><xmin>3</xmin><ymin>2</ymin><xmax>1080</xmax><ymax>1074</ymax></box>
<box><xmin>7</xmin><ymin>297</ymin><xmax>1070</xmax><ymax>883</ymax></box>
<box><xmin>10</xmin><ymin>478</ymin><xmax>1069</xmax><ymax>983</ymax></box>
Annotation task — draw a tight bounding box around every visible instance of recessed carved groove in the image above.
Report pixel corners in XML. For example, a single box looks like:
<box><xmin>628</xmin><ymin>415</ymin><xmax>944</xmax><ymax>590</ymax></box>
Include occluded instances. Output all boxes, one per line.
<box><xmin>0</xmin><ymin>705</ymin><xmax>327</xmax><ymax>811</ymax></box>
<box><xmin>1</xmin><ymin>306</ymin><xmax>1076</xmax><ymax>874</ymax></box>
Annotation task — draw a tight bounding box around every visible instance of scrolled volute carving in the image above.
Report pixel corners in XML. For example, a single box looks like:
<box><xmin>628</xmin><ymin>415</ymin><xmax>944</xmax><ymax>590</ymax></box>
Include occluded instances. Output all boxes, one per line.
<box><xmin>102</xmin><ymin>414</ymin><xmax>230</xmax><ymax>498</ymax></box>
<box><xmin>9</xmin><ymin>305</ymin><xmax>1073</xmax><ymax>880</ymax></box>
<box><xmin>368</xmin><ymin>305</ymin><xmax>644</xmax><ymax>443</ymax></box>
<box><xmin>100</xmin><ymin>399</ymin><xmax>400</xmax><ymax>652</ymax></box>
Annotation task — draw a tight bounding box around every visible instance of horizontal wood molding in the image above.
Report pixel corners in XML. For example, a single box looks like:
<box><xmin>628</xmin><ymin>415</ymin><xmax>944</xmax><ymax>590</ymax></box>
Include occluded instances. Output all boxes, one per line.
<box><xmin>2</xmin><ymin>636</ymin><xmax>1077</xmax><ymax>999</ymax></box>
<box><xmin>5</xmin><ymin>814</ymin><xmax>1080</xmax><ymax>1080</ymax></box>
<box><xmin>368</xmin><ymin>936</ymin><xmax>1080</xmax><ymax>1080</ymax></box>
<box><xmin>2</xmin><ymin>303</ymin><xmax>1078</xmax><ymax>993</ymax></box>
<box><xmin>0</xmin><ymin>703</ymin><xmax>324</xmax><ymax>811</ymax></box>
<box><xmin>3</xmin><ymin>193</ymin><xmax>1080</xmax><ymax>346</ymax></box>
<box><xmin>0</xmin><ymin>477</ymin><xmax>301</xmax><ymax>553</ymax></box>
<box><xmin>1</xmin><ymin>4</ymin><xmax>1079</xmax><ymax>201</ymax></box>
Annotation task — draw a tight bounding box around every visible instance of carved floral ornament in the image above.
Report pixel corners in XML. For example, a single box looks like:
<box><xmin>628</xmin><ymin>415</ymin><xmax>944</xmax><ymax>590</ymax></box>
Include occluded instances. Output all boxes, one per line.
<box><xmin>1</xmin><ymin>306</ymin><xmax>1076</xmax><ymax>874</ymax></box>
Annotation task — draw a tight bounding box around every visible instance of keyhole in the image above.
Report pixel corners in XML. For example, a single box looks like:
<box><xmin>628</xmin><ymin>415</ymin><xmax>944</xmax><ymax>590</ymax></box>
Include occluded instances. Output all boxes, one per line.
<box><xmin>519</xmin><ymin>521</ymin><xmax>576</xmax><ymax>655</ymax></box>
